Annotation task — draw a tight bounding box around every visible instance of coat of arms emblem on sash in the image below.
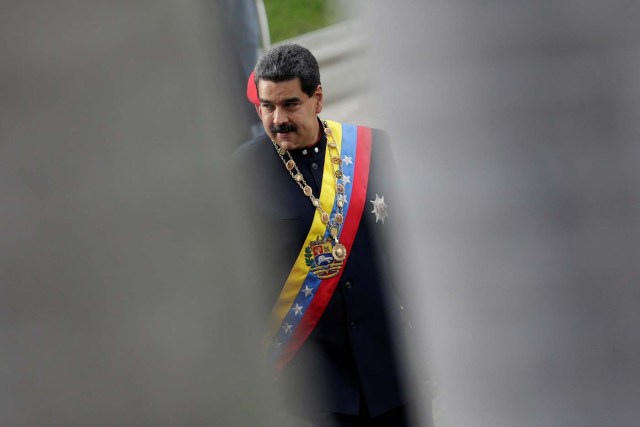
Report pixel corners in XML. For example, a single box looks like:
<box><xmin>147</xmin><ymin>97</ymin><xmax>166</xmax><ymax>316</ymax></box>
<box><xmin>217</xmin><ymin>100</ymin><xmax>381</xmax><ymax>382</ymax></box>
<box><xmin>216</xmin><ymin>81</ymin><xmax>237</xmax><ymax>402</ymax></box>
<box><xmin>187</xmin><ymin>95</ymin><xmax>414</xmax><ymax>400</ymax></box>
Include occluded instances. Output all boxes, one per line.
<box><xmin>305</xmin><ymin>236</ymin><xmax>344</xmax><ymax>279</ymax></box>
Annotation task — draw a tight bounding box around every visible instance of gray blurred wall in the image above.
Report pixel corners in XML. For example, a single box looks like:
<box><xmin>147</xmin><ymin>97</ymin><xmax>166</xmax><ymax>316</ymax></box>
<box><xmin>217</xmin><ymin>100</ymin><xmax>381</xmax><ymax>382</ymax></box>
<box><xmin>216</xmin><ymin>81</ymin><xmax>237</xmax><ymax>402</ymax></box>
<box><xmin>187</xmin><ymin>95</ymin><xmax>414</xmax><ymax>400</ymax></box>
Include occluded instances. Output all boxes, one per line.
<box><xmin>1</xmin><ymin>1</ymin><xmax>276</xmax><ymax>425</ymax></box>
<box><xmin>362</xmin><ymin>2</ymin><xmax>640</xmax><ymax>426</ymax></box>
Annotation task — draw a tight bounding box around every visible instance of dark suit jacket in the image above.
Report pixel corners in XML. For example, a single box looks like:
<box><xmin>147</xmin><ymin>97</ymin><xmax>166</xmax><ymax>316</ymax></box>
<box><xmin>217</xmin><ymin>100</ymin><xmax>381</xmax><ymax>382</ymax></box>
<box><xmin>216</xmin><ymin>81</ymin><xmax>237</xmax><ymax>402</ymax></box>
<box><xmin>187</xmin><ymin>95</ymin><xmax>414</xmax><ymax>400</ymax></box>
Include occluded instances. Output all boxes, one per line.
<box><xmin>232</xmin><ymin>121</ymin><xmax>408</xmax><ymax>417</ymax></box>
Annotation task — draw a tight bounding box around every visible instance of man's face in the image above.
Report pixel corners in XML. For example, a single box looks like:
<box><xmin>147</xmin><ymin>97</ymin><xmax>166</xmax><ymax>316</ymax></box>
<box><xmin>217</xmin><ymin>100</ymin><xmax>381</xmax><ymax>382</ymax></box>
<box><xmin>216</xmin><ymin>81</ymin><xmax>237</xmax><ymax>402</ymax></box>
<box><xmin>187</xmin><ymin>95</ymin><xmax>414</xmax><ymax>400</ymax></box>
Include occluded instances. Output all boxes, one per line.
<box><xmin>256</xmin><ymin>78</ymin><xmax>323</xmax><ymax>151</ymax></box>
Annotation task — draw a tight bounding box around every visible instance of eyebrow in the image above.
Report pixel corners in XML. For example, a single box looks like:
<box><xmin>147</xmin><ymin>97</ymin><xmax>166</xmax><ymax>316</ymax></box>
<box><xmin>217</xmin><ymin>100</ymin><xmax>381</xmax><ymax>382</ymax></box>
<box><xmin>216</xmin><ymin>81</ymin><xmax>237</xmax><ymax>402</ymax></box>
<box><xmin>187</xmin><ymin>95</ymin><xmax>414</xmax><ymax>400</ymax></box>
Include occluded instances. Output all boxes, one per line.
<box><xmin>260</xmin><ymin>97</ymin><xmax>302</xmax><ymax>104</ymax></box>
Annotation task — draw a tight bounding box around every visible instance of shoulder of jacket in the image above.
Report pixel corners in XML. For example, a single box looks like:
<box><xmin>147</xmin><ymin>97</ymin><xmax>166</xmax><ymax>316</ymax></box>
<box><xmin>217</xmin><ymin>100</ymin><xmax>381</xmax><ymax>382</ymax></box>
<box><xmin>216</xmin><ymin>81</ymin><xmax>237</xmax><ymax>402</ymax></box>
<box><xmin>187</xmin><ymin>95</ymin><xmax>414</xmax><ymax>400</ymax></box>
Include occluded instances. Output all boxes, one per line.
<box><xmin>230</xmin><ymin>133</ymin><xmax>273</xmax><ymax>166</ymax></box>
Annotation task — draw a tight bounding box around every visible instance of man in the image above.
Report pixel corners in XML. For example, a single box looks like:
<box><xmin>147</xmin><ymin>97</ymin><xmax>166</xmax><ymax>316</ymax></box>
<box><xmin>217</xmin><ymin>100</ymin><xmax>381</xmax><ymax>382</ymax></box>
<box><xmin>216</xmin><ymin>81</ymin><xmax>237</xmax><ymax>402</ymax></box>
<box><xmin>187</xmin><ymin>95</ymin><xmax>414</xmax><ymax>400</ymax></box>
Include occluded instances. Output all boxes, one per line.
<box><xmin>233</xmin><ymin>44</ymin><xmax>420</xmax><ymax>426</ymax></box>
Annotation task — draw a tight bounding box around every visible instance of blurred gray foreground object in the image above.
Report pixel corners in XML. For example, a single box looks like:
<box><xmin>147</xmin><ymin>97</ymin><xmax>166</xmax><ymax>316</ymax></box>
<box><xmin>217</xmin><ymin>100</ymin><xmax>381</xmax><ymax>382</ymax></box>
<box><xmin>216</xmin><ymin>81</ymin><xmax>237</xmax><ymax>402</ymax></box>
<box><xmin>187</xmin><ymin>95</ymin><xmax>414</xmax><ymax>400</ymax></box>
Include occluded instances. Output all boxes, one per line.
<box><xmin>363</xmin><ymin>1</ymin><xmax>640</xmax><ymax>426</ymax></box>
<box><xmin>0</xmin><ymin>1</ymin><xmax>278</xmax><ymax>426</ymax></box>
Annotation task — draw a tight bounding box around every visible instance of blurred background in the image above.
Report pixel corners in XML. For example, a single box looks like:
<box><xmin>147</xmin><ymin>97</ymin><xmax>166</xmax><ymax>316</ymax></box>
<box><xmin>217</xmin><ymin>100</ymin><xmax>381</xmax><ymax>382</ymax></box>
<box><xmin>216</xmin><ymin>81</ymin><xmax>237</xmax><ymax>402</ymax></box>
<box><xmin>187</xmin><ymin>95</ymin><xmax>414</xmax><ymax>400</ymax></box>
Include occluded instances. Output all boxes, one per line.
<box><xmin>2</xmin><ymin>1</ymin><xmax>639</xmax><ymax>426</ymax></box>
<box><xmin>1</xmin><ymin>1</ymin><xmax>276</xmax><ymax>426</ymax></box>
<box><xmin>363</xmin><ymin>2</ymin><xmax>640</xmax><ymax>427</ymax></box>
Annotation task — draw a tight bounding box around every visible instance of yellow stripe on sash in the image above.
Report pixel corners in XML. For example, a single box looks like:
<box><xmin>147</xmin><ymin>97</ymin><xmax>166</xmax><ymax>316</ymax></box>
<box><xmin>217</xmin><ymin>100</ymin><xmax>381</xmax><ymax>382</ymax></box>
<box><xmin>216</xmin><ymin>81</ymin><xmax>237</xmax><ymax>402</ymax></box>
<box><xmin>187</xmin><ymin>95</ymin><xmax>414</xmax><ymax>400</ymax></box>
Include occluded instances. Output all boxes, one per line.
<box><xmin>266</xmin><ymin>120</ymin><xmax>343</xmax><ymax>341</ymax></box>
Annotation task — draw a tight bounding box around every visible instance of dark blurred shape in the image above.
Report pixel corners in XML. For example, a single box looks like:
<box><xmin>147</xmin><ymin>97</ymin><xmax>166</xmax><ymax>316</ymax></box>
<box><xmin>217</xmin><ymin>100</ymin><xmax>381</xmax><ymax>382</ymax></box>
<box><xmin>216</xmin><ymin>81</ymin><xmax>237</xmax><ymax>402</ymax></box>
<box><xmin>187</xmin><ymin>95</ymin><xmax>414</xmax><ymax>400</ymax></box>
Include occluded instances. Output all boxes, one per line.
<box><xmin>223</xmin><ymin>0</ymin><xmax>261</xmax><ymax>79</ymax></box>
<box><xmin>363</xmin><ymin>1</ymin><xmax>640</xmax><ymax>426</ymax></box>
<box><xmin>222</xmin><ymin>0</ymin><xmax>264</xmax><ymax>139</ymax></box>
<box><xmin>0</xmin><ymin>1</ymin><xmax>276</xmax><ymax>426</ymax></box>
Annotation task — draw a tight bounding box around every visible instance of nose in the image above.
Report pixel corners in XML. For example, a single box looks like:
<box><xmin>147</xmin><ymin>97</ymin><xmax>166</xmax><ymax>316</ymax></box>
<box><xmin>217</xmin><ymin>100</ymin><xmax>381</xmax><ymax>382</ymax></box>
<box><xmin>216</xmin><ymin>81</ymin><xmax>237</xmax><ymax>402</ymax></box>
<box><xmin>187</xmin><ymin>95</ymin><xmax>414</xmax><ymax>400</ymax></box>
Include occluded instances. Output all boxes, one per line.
<box><xmin>273</xmin><ymin>106</ymin><xmax>288</xmax><ymax>125</ymax></box>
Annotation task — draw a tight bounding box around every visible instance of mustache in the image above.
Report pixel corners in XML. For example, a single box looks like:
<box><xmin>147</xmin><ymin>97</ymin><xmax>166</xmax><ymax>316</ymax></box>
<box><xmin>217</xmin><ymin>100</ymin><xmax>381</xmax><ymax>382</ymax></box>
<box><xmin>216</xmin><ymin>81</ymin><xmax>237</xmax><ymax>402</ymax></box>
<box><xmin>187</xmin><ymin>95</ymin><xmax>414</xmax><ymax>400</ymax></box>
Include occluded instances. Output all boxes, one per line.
<box><xmin>270</xmin><ymin>123</ymin><xmax>297</xmax><ymax>134</ymax></box>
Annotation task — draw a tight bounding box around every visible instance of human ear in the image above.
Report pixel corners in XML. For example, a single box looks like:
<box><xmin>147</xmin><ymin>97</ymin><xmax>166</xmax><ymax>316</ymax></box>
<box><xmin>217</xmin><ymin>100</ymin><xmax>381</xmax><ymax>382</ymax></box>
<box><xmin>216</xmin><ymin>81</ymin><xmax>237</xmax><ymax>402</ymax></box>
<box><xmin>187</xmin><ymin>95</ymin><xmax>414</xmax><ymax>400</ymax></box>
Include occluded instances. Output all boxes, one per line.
<box><xmin>314</xmin><ymin>85</ymin><xmax>323</xmax><ymax>114</ymax></box>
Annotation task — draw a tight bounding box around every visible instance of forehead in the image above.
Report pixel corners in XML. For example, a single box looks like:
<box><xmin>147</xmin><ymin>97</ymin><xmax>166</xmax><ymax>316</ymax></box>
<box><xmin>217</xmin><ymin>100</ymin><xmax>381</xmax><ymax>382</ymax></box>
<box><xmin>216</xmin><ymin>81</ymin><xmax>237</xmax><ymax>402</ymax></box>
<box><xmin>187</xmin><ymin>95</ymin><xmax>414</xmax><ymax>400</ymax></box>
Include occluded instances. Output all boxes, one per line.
<box><xmin>257</xmin><ymin>78</ymin><xmax>306</xmax><ymax>102</ymax></box>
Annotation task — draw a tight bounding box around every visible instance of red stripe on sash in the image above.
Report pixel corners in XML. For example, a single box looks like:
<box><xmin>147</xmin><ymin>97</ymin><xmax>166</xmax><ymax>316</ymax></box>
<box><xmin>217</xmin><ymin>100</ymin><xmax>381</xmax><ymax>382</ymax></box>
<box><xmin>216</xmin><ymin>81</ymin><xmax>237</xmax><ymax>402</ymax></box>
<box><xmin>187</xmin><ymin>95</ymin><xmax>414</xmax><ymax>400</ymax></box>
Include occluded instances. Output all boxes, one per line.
<box><xmin>274</xmin><ymin>126</ymin><xmax>373</xmax><ymax>373</ymax></box>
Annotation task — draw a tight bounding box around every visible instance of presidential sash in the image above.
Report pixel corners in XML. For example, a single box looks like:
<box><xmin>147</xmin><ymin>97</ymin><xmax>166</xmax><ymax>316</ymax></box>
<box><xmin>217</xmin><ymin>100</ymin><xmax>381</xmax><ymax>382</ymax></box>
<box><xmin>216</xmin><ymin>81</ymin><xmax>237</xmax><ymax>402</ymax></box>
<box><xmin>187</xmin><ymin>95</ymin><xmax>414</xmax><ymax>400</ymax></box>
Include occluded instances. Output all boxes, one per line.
<box><xmin>266</xmin><ymin>121</ymin><xmax>373</xmax><ymax>372</ymax></box>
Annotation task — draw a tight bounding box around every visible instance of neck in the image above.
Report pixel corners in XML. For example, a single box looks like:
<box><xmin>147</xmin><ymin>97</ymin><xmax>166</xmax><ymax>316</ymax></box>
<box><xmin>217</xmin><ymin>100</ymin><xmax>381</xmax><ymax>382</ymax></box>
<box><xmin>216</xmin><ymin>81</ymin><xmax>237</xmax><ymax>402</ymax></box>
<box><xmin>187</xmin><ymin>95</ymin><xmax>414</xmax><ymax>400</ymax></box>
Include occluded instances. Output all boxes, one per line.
<box><xmin>305</xmin><ymin>118</ymin><xmax>323</xmax><ymax>148</ymax></box>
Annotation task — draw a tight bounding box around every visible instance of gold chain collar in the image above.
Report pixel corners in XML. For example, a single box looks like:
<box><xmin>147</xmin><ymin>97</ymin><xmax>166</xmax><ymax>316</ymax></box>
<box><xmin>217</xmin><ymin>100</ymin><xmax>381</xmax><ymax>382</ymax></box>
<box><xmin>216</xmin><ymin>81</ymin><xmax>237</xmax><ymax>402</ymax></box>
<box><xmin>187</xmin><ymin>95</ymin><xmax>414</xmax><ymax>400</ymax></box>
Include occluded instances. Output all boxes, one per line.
<box><xmin>271</xmin><ymin>120</ymin><xmax>347</xmax><ymax>261</ymax></box>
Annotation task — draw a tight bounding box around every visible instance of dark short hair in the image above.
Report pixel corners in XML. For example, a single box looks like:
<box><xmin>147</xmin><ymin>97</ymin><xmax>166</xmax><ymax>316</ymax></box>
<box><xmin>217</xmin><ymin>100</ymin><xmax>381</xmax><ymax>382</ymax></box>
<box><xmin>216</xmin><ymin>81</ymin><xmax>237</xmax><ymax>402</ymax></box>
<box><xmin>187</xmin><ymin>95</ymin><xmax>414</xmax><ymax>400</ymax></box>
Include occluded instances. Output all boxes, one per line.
<box><xmin>254</xmin><ymin>44</ymin><xmax>321</xmax><ymax>98</ymax></box>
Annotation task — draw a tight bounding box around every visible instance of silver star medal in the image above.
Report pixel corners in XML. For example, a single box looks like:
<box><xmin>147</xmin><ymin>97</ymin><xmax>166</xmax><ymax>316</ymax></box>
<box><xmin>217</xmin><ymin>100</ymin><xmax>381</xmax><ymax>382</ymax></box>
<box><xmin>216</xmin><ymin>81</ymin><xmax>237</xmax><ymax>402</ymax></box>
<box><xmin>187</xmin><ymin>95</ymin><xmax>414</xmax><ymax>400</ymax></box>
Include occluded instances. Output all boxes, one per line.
<box><xmin>370</xmin><ymin>194</ymin><xmax>388</xmax><ymax>223</ymax></box>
